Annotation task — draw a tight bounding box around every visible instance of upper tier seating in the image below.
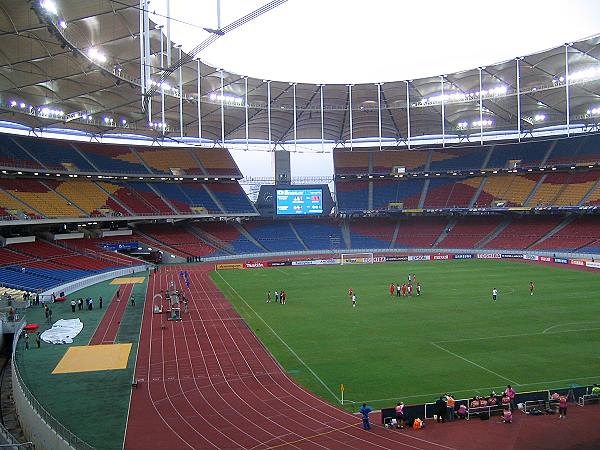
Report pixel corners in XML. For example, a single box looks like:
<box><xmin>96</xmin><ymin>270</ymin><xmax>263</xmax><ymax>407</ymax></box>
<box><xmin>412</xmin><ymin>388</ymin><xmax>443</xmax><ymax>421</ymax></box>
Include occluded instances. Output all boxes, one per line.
<box><xmin>192</xmin><ymin>148</ymin><xmax>241</xmax><ymax>177</ymax></box>
<box><xmin>80</xmin><ymin>143</ymin><xmax>149</xmax><ymax>173</ymax></box>
<box><xmin>372</xmin><ymin>179</ymin><xmax>424</xmax><ymax>209</ymax></box>
<box><xmin>486</xmin><ymin>141</ymin><xmax>550</xmax><ymax>169</ymax></box>
<box><xmin>178</xmin><ymin>183</ymin><xmax>221</xmax><ymax>213</ymax></box>
<box><xmin>545</xmin><ymin>133</ymin><xmax>600</xmax><ymax>166</ymax></box>
<box><xmin>468</xmin><ymin>174</ymin><xmax>540</xmax><ymax>207</ymax></box>
<box><xmin>13</xmin><ymin>135</ymin><xmax>96</xmax><ymax>171</ymax></box>
<box><xmin>437</xmin><ymin>216</ymin><xmax>503</xmax><ymax>248</ymax></box>
<box><xmin>348</xmin><ymin>219</ymin><xmax>396</xmax><ymax>249</ymax></box>
<box><xmin>528</xmin><ymin>172</ymin><xmax>598</xmax><ymax>207</ymax></box>
<box><xmin>206</xmin><ymin>183</ymin><xmax>255</xmax><ymax>214</ymax></box>
<box><xmin>372</xmin><ymin>149</ymin><xmax>429</xmax><ymax>173</ymax></box>
<box><xmin>334</xmin><ymin>150</ymin><xmax>369</xmax><ymax>175</ymax></box>
<box><xmin>423</xmin><ymin>178</ymin><xmax>477</xmax><ymax>208</ymax></box>
<box><xmin>429</xmin><ymin>147</ymin><xmax>486</xmax><ymax>171</ymax></box>
<box><xmin>134</xmin><ymin>148</ymin><xmax>204</xmax><ymax>175</ymax></box>
<box><xmin>244</xmin><ymin>221</ymin><xmax>305</xmax><ymax>252</ymax></box>
<box><xmin>336</xmin><ymin>180</ymin><xmax>369</xmax><ymax>212</ymax></box>
<box><xmin>292</xmin><ymin>220</ymin><xmax>345</xmax><ymax>250</ymax></box>
<box><xmin>394</xmin><ymin>217</ymin><xmax>449</xmax><ymax>248</ymax></box>
<box><xmin>483</xmin><ymin>216</ymin><xmax>562</xmax><ymax>249</ymax></box>
<box><xmin>55</xmin><ymin>180</ymin><xmax>120</xmax><ymax>216</ymax></box>
<box><xmin>0</xmin><ymin>179</ymin><xmax>84</xmax><ymax>218</ymax></box>
<box><xmin>0</xmin><ymin>135</ymin><xmax>44</xmax><ymax>169</ymax></box>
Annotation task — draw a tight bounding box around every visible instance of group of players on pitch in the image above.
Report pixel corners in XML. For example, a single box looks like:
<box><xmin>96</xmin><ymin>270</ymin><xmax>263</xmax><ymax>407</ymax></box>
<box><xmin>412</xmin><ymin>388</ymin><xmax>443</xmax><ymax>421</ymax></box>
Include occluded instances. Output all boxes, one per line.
<box><xmin>390</xmin><ymin>273</ymin><xmax>422</xmax><ymax>299</ymax></box>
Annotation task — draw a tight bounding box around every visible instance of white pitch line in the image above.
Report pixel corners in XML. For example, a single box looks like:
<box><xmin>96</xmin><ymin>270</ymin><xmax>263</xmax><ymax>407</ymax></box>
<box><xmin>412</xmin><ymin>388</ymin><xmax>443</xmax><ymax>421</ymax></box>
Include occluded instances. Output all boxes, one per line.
<box><xmin>543</xmin><ymin>321</ymin><xmax>600</xmax><ymax>333</ymax></box>
<box><xmin>434</xmin><ymin>326</ymin><xmax>600</xmax><ymax>344</ymax></box>
<box><xmin>350</xmin><ymin>374</ymin><xmax>600</xmax><ymax>404</ymax></box>
<box><xmin>429</xmin><ymin>341</ymin><xmax>520</xmax><ymax>386</ymax></box>
<box><xmin>215</xmin><ymin>271</ymin><xmax>341</xmax><ymax>403</ymax></box>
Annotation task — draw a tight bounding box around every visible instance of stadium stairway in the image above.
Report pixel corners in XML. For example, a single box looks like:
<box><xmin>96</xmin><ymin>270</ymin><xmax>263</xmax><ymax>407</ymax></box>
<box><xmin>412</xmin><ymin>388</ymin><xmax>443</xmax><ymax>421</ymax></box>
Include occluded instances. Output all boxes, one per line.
<box><xmin>579</xmin><ymin>176</ymin><xmax>600</xmax><ymax>205</ymax></box>
<box><xmin>524</xmin><ymin>174</ymin><xmax>548</xmax><ymax>206</ymax></box>
<box><xmin>128</xmin><ymin>146</ymin><xmax>154</xmax><ymax>173</ymax></box>
<box><xmin>288</xmin><ymin>222</ymin><xmax>310</xmax><ymax>250</ymax></box>
<box><xmin>341</xmin><ymin>222</ymin><xmax>352</xmax><ymax>249</ymax></box>
<box><xmin>474</xmin><ymin>218</ymin><xmax>511</xmax><ymax>248</ymax></box>
<box><xmin>146</xmin><ymin>184</ymin><xmax>179</xmax><ymax>214</ymax></box>
<box><xmin>418</xmin><ymin>179</ymin><xmax>429</xmax><ymax>208</ymax></box>
<box><xmin>433</xmin><ymin>219</ymin><xmax>457</xmax><ymax>247</ymax></box>
<box><xmin>526</xmin><ymin>215</ymin><xmax>576</xmax><ymax>249</ymax></box>
<box><xmin>234</xmin><ymin>222</ymin><xmax>268</xmax><ymax>252</ymax></box>
<box><xmin>468</xmin><ymin>177</ymin><xmax>487</xmax><ymax>207</ymax></box>
<box><xmin>95</xmin><ymin>182</ymin><xmax>135</xmax><ymax>216</ymax></box>
<box><xmin>390</xmin><ymin>221</ymin><xmax>401</xmax><ymax>247</ymax></box>
<box><xmin>186</xmin><ymin>225</ymin><xmax>234</xmax><ymax>255</ymax></box>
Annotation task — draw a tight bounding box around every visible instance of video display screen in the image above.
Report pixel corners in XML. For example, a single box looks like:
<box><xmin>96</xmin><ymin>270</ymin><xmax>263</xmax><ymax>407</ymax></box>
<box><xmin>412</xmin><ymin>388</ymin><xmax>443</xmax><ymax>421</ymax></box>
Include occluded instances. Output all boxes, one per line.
<box><xmin>276</xmin><ymin>189</ymin><xmax>323</xmax><ymax>215</ymax></box>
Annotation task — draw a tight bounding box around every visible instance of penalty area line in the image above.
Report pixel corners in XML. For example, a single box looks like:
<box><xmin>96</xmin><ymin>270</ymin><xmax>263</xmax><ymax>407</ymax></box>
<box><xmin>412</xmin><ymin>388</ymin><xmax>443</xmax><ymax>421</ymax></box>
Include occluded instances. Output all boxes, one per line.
<box><xmin>215</xmin><ymin>271</ymin><xmax>342</xmax><ymax>403</ymax></box>
<box><xmin>429</xmin><ymin>341</ymin><xmax>520</xmax><ymax>386</ymax></box>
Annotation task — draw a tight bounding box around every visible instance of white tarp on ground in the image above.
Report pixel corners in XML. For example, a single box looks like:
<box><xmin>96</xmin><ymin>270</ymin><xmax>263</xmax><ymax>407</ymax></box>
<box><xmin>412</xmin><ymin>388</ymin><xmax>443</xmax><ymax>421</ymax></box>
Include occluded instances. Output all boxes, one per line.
<box><xmin>40</xmin><ymin>319</ymin><xmax>84</xmax><ymax>345</ymax></box>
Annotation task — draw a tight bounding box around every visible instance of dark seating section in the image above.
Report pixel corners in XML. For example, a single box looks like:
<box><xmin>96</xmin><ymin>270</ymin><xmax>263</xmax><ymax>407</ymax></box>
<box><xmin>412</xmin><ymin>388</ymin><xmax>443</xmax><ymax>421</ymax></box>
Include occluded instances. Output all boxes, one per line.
<box><xmin>348</xmin><ymin>219</ymin><xmax>396</xmax><ymax>249</ymax></box>
<box><xmin>292</xmin><ymin>220</ymin><xmax>345</xmax><ymax>250</ymax></box>
<box><xmin>371</xmin><ymin>179</ymin><xmax>424</xmax><ymax>210</ymax></box>
<box><xmin>244</xmin><ymin>221</ymin><xmax>305</xmax><ymax>252</ymax></box>
<box><xmin>336</xmin><ymin>180</ymin><xmax>369</xmax><ymax>212</ymax></box>
<box><xmin>206</xmin><ymin>183</ymin><xmax>255</xmax><ymax>214</ymax></box>
<box><xmin>0</xmin><ymin>239</ymin><xmax>138</xmax><ymax>291</ymax></box>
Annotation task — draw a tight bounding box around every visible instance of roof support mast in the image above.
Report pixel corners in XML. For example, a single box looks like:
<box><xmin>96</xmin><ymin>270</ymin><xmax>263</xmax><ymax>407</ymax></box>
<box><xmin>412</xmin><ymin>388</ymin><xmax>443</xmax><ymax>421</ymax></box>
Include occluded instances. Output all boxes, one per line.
<box><xmin>158</xmin><ymin>25</ymin><xmax>165</xmax><ymax>134</ymax></box>
<box><xmin>197</xmin><ymin>60</ymin><xmax>202</xmax><ymax>140</ymax></box>
<box><xmin>516</xmin><ymin>57</ymin><xmax>522</xmax><ymax>142</ymax></box>
<box><xmin>478</xmin><ymin>67</ymin><xmax>484</xmax><ymax>145</ymax></box>
<box><xmin>377</xmin><ymin>82</ymin><xmax>382</xmax><ymax>151</ymax></box>
<box><xmin>144</xmin><ymin>0</ymin><xmax>151</xmax><ymax>122</ymax></box>
<box><xmin>320</xmin><ymin>85</ymin><xmax>325</xmax><ymax>152</ymax></box>
<box><xmin>405</xmin><ymin>81</ymin><xmax>411</xmax><ymax>149</ymax></box>
<box><xmin>440</xmin><ymin>75</ymin><xmax>445</xmax><ymax>147</ymax></box>
<box><xmin>348</xmin><ymin>84</ymin><xmax>353</xmax><ymax>150</ymax></box>
<box><xmin>565</xmin><ymin>43</ymin><xmax>571</xmax><ymax>137</ymax></box>
<box><xmin>178</xmin><ymin>45</ymin><xmax>183</xmax><ymax>138</ymax></box>
<box><xmin>139</xmin><ymin>0</ymin><xmax>146</xmax><ymax>114</ymax></box>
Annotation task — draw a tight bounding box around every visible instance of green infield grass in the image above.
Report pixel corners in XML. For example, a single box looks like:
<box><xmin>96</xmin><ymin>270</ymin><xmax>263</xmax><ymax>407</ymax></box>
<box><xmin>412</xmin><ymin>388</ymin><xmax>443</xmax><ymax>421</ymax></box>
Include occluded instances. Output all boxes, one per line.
<box><xmin>211</xmin><ymin>259</ymin><xmax>600</xmax><ymax>411</ymax></box>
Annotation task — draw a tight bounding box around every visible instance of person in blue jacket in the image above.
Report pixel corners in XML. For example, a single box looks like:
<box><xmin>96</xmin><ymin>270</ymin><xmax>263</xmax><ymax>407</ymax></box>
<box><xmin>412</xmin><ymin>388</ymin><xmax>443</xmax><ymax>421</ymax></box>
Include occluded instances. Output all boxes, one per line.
<box><xmin>359</xmin><ymin>403</ymin><xmax>372</xmax><ymax>430</ymax></box>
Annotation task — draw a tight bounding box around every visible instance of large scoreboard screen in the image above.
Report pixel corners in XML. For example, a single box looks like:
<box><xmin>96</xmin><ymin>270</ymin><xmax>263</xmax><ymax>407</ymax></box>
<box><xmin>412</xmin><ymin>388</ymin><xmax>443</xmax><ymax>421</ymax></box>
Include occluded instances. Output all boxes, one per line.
<box><xmin>276</xmin><ymin>189</ymin><xmax>323</xmax><ymax>215</ymax></box>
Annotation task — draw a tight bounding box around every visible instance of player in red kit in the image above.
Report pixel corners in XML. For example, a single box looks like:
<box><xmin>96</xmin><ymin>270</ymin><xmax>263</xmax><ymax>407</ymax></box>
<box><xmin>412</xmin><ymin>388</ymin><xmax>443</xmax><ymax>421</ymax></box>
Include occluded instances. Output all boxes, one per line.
<box><xmin>401</xmin><ymin>283</ymin><xmax>407</xmax><ymax>296</ymax></box>
<box><xmin>348</xmin><ymin>287</ymin><xmax>353</xmax><ymax>298</ymax></box>
<box><xmin>529</xmin><ymin>281</ymin><xmax>535</xmax><ymax>296</ymax></box>
<box><xmin>390</xmin><ymin>283</ymin><xmax>395</xmax><ymax>297</ymax></box>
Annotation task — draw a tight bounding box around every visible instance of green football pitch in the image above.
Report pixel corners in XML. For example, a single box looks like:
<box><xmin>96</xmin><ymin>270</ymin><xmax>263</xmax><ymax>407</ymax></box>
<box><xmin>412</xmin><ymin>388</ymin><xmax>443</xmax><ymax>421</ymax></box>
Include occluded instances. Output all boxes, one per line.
<box><xmin>211</xmin><ymin>259</ymin><xmax>600</xmax><ymax>411</ymax></box>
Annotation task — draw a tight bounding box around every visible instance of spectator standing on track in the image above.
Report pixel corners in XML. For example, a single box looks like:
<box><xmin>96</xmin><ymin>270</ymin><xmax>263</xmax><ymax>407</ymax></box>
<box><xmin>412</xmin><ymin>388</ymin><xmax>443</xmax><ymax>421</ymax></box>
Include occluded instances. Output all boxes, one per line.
<box><xmin>183</xmin><ymin>298</ymin><xmax>188</xmax><ymax>313</ymax></box>
<box><xmin>35</xmin><ymin>293</ymin><xmax>39</xmax><ymax>305</ymax></box>
<box><xmin>117</xmin><ymin>288</ymin><xmax>120</xmax><ymax>299</ymax></box>
<box><xmin>99</xmin><ymin>296</ymin><xmax>103</xmax><ymax>309</ymax></box>
<box><xmin>435</xmin><ymin>396</ymin><xmax>447</xmax><ymax>423</ymax></box>
<box><xmin>446</xmin><ymin>394</ymin><xmax>456</xmax><ymax>421</ymax></box>
<box><xmin>267</xmin><ymin>290</ymin><xmax>271</xmax><ymax>303</ymax></box>
<box><xmin>78</xmin><ymin>298</ymin><xmax>83</xmax><ymax>311</ymax></box>
<box><xmin>88</xmin><ymin>298</ymin><xmax>93</xmax><ymax>310</ymax></box>
<box><xmin>504</xmin><ymin>385</ymin><xmax>516</xmax><ymax>410</ymax></box>
<box><xmin>47</xmin><ymin>307</ymin><xmax>53</xmax><ymax>324</ymax></box>
<box><xmin>70</xmin><ymin>299</ymin><xmax>76</xmax><ymax>313</ymax></box>
<box><xmin>35</xmin><ymin>332</ymin><xmax>41</xmax><ymax>348</ymax></box>
<box><xmin>503</xmin><ymin>406</ymin><xmax>513</xmax><ymax>423</ymax></box>
<box><xmin>24</xmin><ymin>333</ymin><xmax>29</xmax><ymax>350</ymax></box>
<box><xmin>359</xmin><ymin>403</ymin><xmax>372</xmax><ymax>430</ymax></box>
<box><xmin>130</xmin><ymin>295</ymin><xmax>136</xmax><ymax>307</ymax></box>
<box><xmin>559</xmin><ymin>393</ymin><xmax>568</xmax><ymax>418</ymax></box>
<box><xmin>44</xmin><ymin>305</ymin><xmax>49</xmax><ymax>323</ymax></box>
<box><xmin>395</xmin><ymin>402</ymin><xmax>404</xmax><ymax>428</ymax></box>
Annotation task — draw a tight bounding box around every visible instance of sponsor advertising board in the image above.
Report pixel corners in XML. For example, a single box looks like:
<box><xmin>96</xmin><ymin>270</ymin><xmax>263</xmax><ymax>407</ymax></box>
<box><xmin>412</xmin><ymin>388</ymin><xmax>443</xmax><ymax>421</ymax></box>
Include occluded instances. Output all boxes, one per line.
<box><xmin>384</xmin><ymin>256</ymin><xmax>409</xmax><ymax>262</ymax></box>
<box><xmin>523</xmin><ymin>255</ymin><xmax>539</xmax><ymax>261</ymax></box>
<box><xmin>569</xmin><ymin>259</ymin><xmax>585</xmax><ymax>266</ymax></box>
<box><xmin>268</xmin><ymin>261</ymin><xmax>292</xmax><ymax>267</ymax></box>
<box><xmin>408</xmin><ymin>255</ymin><xmax>431</xmax><ymax>261</ymax></box>
<box><xmin>554</xmin><ymin>258</ymin><xmax>568</xmax><ymax>264</ymax></box>
<box><xmin>501</xmin><ymin>253</ymin><xmax>524</xmax><ymax>259</ymax></box>
<box><xmin>585</xmin><ymin>261</ymin><xmax>600</xmax><ymax>269</ymax></box>
<box><xmin>433</xmin><ymin>254</ymin><xmax>450</xmax><ymax>260</ymax></box>
<box><xmin>216</xmin><ymin>263</ymin><xmax>244</xmax><ymax>270</ymax></box>
<box><xmin>540</xmin><ymin>256</ymin><xmax>553</xmax><ymax>262</ymax></box>
<box><xmin>291</xmin><ymin>258</ymin><xmax>340</xmax><ymax>266</ymax></box>
<box><xmin>244</xmin><ymin>262</ymin><xmax>266</xmax><ymax>269</ymax></box>
<box><xmin>477</xmin><ymin>253</ymin><xmax>501</xmax><ymax>259</ymax></box>
<box><xmin>453</xmin><ymin>254</ymin><xmax>474</xmax><ymax>259</ymax></box>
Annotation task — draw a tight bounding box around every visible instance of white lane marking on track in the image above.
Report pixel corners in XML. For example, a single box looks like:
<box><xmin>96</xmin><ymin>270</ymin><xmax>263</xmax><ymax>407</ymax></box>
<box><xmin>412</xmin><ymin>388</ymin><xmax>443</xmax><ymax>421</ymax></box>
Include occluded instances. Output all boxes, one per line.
<box><xmin>429</xmin><ymin>341</ymin><xmax>521</xmax><ymax>386</ymax></box>
<box><xmin>216</xmin><ymin>270</ymin><xmax>341</xmax><ymax>403</ymax></box>
<box><xmin>543</xmin><ymin>321</ymin><xmax>600</xmax><ymax>333</ymax></box>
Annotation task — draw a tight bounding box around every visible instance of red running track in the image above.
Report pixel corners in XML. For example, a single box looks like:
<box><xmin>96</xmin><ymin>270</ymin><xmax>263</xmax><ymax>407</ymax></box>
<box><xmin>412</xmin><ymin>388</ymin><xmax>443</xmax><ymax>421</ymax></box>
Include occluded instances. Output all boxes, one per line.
<box><xmin>89</xmin><ymin>284</ymin><xmax>133</xmax><ymax>345</ymax></box>
<box><xmin>124</xmin><ymin>266</ymin><xmax>454</xmax><ymax>450</ymax></box>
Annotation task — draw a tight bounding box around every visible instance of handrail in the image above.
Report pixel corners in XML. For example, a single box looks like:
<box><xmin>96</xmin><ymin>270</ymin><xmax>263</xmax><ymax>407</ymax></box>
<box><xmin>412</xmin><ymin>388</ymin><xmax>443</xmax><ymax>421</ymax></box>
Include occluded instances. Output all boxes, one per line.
<box><xmin>12</xmin><ymin>325</ymin><xmax>95</xmax><ymax>450</ymax></box>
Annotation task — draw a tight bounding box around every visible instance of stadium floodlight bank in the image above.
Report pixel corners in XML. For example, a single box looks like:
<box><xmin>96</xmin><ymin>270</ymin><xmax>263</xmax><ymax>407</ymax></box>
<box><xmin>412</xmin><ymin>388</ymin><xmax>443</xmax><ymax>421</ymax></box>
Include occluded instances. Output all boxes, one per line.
<box><xmin>341</xmin><ymin>253</ymin><xmax>374</xmax><ymax>265</ymax></box>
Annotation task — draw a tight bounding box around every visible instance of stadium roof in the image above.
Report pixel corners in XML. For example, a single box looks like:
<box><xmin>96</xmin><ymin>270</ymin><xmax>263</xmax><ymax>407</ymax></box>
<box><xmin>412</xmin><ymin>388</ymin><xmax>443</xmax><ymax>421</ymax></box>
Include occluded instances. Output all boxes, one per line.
<box><xmin>0</xmin><ymin>0</ymin><xmax>600</xmax><ymax>146</ymax></box>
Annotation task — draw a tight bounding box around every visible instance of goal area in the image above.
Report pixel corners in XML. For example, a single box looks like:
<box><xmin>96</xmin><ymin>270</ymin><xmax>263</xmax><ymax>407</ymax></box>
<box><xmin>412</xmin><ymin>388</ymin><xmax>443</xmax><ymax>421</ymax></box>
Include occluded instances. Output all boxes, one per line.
<box><xmin>340</xmin><ymin>253</ymin><xmax>374</xmax><ymax>265</ymax></box>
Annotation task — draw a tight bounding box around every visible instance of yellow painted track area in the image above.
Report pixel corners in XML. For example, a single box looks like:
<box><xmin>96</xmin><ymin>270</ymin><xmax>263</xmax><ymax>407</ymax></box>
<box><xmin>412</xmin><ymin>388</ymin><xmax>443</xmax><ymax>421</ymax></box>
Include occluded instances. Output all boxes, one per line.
<box><xmin>111</xmin><ymin>277</ymin><xmax>145</xmax><ymax>285</ymax></box>
<box><xmin>52</xmin><ymin>343</ymin><xmax>132</xmax><ymax>374</ymax></box>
